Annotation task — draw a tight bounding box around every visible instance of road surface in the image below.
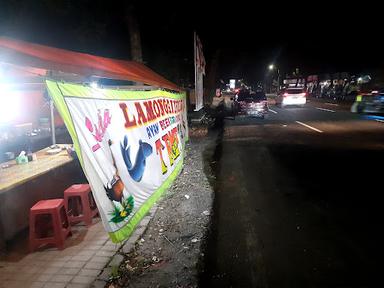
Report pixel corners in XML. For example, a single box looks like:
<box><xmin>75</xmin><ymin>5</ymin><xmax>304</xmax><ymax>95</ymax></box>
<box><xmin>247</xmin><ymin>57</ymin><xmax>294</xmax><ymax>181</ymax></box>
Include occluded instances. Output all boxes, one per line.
<box><xmin>200</xmin><ymin>98</ymin><xmax>384</xmax><ymax>287</ymax></box>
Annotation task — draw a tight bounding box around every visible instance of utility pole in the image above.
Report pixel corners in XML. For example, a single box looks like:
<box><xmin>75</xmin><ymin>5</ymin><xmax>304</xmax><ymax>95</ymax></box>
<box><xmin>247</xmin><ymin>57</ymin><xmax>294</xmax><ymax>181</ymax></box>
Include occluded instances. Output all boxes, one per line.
<box><xmin>206</xmin><ymin>49</ymin><xmax>220</xmax><ymax>105</ymax></box>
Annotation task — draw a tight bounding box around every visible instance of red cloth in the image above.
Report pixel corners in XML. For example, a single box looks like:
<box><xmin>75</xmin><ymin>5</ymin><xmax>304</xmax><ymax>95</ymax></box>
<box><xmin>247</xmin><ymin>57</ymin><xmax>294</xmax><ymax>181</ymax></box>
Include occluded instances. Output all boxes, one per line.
<box><xmin>0</xmin><ymin>37</ymin><xmax>180</xmax><ymax>91</ymax></box>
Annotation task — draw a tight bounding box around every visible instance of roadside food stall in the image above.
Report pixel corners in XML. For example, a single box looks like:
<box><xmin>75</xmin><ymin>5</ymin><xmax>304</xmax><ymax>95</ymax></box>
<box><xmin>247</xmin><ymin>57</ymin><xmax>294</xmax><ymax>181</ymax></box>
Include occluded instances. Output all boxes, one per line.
<box><xmin>0</xmin><ymin>37</ymin><xmax>182</xmax><ymax>251</ymax></box>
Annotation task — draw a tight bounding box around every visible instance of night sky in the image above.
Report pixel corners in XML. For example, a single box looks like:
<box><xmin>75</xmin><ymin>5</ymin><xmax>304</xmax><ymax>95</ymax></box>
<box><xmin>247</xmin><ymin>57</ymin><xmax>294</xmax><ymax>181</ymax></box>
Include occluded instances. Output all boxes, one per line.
<box><xmin>0</xmin><ymin>0</ymin><xmax>383</xmax><ymax>85</ymax></box>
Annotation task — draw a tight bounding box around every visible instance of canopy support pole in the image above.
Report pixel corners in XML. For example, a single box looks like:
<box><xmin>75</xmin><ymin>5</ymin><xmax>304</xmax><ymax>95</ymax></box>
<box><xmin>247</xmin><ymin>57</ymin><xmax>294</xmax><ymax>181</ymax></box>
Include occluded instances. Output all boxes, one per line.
<box><xmin>50</xmin><ymin>99</ymin><xmax>57</xmax><ymax>147</ymax></box>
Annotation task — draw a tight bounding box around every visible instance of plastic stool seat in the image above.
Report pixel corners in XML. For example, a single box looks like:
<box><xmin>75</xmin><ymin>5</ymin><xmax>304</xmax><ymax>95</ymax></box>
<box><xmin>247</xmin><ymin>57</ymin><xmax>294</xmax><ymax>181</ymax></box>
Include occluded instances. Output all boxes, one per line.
<box><xmin>64</xmin><ymin>184</ymin><xmax>98</xmax><ymax>226</ymax></box>
<box><xmin>65</xmin><ymin>184</ymin><xmax>90</xmax><ymax>194</ymax></box>
<box><xmin>29</xmin><ymin>199</ymin><xmax>71</xmax><ymax>252</ymax></box>
<box><xmin>31</xmin><ymin>199</ymin><xmax>63</xmax><ymax>210</ymax></box>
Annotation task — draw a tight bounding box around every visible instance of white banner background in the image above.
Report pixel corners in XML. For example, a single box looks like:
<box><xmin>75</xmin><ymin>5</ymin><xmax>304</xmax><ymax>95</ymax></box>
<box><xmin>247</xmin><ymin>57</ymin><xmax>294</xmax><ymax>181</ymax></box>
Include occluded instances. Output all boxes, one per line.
<box><xmin>46</xmin><ymin>82</ymin><xmax>188</xmax><ymax>242</ymax></box>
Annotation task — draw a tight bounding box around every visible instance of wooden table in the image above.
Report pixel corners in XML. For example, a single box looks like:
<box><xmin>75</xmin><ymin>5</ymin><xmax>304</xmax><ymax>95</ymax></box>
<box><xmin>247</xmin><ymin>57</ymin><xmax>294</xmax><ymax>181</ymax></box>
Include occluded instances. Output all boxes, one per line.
<box><xmin>0</xmin><ymin>145</ymin><xmax>73</xmax><ymax>192</ymax></box>
<box><xmin>0</xmin><ymin>145</ymin><xmax>80</xmax><ymax>251</ymax></box>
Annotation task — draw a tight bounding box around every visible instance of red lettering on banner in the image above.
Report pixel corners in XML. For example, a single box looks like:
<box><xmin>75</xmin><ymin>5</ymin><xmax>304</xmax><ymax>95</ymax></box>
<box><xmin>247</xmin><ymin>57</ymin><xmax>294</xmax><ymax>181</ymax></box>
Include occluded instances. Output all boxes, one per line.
<box><xmin>119</xmin><ymin>103</ymin><xmax>137</xmax><ymax>128</ymax></box>
<box><xmin>103</xmin><ymin>109</ymin><xmax>112</xmax><ymax>128</ymax></box>
<box><xmin>163</xmin><ymin>99</ymin><xmax>169</xmax><ymax>114</ymax></box>
<box><xmin>173</xmin><ymin>100</ymin><xmax>176</xmax><ymax>114</ymax></box>
<box><xmin>161</xmin><ymin>127</ymin><xmax>180</xmax><ymax>167</ymax></box>
<box><xmin>153</xmin><ymin>101</ymin><xmax>161</xmax><ymax>117</ymax></box>
<box><xmin>157</xmin><ymin>100</ymin><xmax>165</xmax><ymax>116</ymax></box>
<box><xmin>155</xmin><ymin>139</ymin><xmax>168</xmax><ymax>174</ymax></box>
<box><xmin>143</xmin><ymin>101</ymin><xmax>156</xmax><ymax>121</ymax></box>
<box><xmin>161</xmin><ymin>133</ymin><xmax>171</xmax><ymax>166</ymax></box>
<box><xmin>170</xmin><ymin>127</ymin><xmax>180</xmax><ymax>160</ymax></box>
<box><xmin>120</xmin><ymin>98</ymin><xmax>183</xmax><ymax>130</ymax></box>
<box><xmin>159</xmin><ymin>117</ymin><xmax>172</xmax><ymax>130</ymax></box>
<box><xmin>135</xmin><ymin>102</ymin><xmax>148</xmax><ymax>125</ymax></box>
<box><xmin>85</xmin><ymin>109</ymin><xmax>112</xmax><ymax>152</ymax></box>
<box><xmin>92</xmin><ymin>143</ymin><xmax>101</xmax><ymax>152</ymax></box>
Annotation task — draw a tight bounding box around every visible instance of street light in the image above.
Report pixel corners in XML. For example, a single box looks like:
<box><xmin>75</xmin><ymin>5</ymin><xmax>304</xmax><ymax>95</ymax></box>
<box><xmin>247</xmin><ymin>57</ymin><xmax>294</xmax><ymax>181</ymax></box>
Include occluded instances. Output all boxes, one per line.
<box><xmin>268</xmin><ymin>64</ymin><xmax>274</xmax><ymax>71</ymax></box>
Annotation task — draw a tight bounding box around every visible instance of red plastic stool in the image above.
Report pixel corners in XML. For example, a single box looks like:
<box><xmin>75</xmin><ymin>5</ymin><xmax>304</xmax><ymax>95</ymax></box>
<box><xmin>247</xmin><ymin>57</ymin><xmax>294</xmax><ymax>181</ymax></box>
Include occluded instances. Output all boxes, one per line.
<box><xmin>29</xmin><ymin>199</ymin><xmax>71</xmax><ymax>251</ymax></box>
<box><xmin>64</xmin><ymin>184</ymin><xmax>98</xmax><ymax>226</ymax></box>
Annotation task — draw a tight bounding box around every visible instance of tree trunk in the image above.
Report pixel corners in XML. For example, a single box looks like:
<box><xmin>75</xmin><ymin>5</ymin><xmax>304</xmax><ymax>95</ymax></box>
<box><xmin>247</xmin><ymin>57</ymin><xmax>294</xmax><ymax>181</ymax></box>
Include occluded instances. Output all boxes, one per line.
<box><xmin>125</xmin><ymin>4</ymin><xmax>143</xmax><ymax>63</ymax></box>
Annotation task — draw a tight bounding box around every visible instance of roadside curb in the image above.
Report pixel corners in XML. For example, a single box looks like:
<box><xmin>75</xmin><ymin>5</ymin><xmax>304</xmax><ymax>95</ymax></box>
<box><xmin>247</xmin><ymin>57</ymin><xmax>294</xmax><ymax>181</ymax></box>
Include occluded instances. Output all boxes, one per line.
<box><xmin>91</xmin><ymin>205</ymin><xmax>158</xmax><ymax>287</ymax></box>
<box><xmin>189</xmin><ymin>126</ymin><xmax>208</xmax><ymax>138</ymax></box>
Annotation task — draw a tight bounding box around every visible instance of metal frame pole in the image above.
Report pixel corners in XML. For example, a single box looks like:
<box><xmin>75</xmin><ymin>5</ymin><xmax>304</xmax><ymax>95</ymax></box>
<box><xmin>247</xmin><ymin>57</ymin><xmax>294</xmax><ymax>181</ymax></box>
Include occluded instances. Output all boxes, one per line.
<box><xmin>194</xmin><ymin>31</ymin><xmax>198</xmax><ymax>111</ymax></box>
<box><xmin>50</xmin><ymin>99</ymin><xmax>56</xmax><ymax>146</ymax></box>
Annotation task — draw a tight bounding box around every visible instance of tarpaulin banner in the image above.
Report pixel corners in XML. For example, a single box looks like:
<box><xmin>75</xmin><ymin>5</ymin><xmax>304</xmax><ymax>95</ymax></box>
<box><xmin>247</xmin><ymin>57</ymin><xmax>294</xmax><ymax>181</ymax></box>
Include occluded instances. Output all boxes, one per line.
<box><xmin>46</xmin><ymin>80</ymin><xmax>188</xmax><ymax>242</ymax></box>
<box><xmin>194</xmin><ymin>32</ymin><xmax>205</xmax><ymax>111</ymax></box>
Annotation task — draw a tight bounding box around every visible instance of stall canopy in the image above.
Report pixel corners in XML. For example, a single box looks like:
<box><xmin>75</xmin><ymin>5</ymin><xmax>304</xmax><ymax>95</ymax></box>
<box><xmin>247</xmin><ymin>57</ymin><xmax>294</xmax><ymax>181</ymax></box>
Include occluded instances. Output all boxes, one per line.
<box><xmin>0</xmin><ymin>37</ymin><xmax>180</xmax><ymax>91</ymax></box>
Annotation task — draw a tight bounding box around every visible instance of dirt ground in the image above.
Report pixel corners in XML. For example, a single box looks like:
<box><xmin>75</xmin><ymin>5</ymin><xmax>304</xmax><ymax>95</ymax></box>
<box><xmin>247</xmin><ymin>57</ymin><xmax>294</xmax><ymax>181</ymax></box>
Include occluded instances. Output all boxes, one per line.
<box><xmin>106</xmin><ymin>133</ymin><xmax>216</xmax><ymax>288</ymax></box>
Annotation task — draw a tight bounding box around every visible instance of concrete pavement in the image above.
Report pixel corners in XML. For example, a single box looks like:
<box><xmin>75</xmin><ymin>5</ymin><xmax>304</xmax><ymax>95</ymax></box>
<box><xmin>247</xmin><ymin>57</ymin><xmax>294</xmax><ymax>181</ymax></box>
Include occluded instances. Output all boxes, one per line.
<box><xmin>0</xmin><ymin>205</ymin><xmax>158</xmax><ymax>288</ymax></box>
<box><xmin>0</xmin><ymin>219</ymin><xmax>120</xmax><ymax>288</ymax></box>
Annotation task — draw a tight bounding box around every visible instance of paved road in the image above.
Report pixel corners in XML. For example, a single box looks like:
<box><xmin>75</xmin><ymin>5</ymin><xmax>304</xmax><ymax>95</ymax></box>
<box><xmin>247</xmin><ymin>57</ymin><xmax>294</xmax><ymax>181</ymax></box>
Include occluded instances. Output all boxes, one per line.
<box><xmin>200</xmin><ymin>99</ymin><xmax>384</xmax><ymax>287</ymax></box>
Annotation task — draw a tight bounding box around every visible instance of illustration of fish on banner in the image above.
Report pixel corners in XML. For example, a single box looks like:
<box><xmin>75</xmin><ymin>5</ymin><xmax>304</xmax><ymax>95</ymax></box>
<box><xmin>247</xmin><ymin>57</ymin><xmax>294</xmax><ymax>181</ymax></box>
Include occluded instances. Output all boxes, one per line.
<box><xmin>105</xmin><ymin>136</ymin><xmax>152</xmax><ymax>223</ymax></box>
